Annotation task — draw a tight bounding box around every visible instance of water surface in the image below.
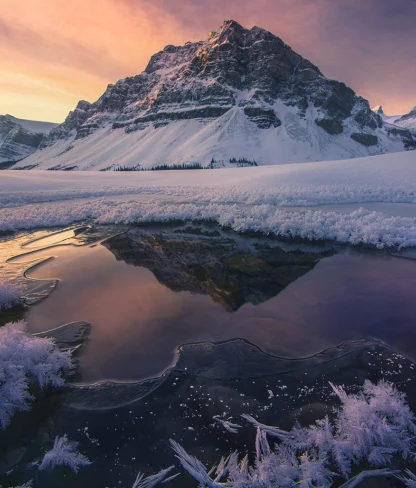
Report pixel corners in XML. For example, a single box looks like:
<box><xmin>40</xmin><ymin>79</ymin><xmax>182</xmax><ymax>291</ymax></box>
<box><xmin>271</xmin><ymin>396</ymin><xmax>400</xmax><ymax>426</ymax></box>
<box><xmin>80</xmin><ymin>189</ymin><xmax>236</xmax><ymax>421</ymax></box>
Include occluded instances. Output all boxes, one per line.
<box><xmin>5</xmin><ymin>224</ymin><xmax>416</xmax><ymax>383</ymax></box>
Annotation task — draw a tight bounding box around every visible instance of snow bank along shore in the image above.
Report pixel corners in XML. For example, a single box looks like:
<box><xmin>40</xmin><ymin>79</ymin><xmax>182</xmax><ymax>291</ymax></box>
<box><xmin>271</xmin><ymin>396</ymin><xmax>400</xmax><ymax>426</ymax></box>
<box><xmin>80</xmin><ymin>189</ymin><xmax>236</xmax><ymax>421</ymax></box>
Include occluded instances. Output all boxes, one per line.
<box><xmin>1</xmin><ymin>151</ymin><xmax>416</xmax><ymax>248</ymax></box>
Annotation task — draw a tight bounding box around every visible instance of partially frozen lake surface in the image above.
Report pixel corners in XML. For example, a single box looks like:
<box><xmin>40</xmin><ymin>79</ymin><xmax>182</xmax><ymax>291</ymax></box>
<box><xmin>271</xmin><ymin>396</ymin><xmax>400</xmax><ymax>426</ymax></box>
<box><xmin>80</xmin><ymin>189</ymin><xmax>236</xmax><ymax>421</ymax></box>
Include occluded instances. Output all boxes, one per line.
<box><xmin>2</xmin><ymin>223</ymin><xmax>416</xmax><ymax>487</ymax></box>
<box><xmin>3</xmin><ymin>223</ymin><xmax>416</xmax><ymax>382</ymax></box>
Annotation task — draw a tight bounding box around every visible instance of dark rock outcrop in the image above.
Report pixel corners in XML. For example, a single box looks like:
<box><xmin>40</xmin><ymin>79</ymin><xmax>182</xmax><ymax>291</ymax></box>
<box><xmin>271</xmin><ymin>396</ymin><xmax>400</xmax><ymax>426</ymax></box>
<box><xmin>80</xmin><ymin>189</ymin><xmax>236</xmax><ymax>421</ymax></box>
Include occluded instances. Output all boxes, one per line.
<box><xmin>315</xmin><ymin>118</ymin><xmax>344</xmax><ymax>135</ymax></box>
<box><xmin>244</xmin><ymin>107</ymin><xmax>281</xmax><ymax>128</ymax></box>
<box><xmin>350</xmin><ymin>133</ymin><xmax>378</xmax><ymax>146</ymax></box>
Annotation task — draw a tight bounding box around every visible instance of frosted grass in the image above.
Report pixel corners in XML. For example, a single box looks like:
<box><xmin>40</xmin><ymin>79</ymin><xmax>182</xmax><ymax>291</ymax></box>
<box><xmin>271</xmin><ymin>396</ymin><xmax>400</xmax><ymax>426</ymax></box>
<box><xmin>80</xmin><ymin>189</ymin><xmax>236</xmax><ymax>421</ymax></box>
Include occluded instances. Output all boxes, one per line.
<box><xmin>1</xmin><ymin>199</ymin><xmax>416</xmax><ymax>248</ymax></box>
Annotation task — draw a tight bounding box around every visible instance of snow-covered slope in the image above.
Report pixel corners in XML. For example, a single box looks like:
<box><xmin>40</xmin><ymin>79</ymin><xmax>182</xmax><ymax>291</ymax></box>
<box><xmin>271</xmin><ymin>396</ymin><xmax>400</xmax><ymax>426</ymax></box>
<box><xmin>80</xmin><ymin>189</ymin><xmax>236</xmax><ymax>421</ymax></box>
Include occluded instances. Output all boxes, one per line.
<box><xmin>394</xmin><ymin>107</ymin><xmax>416</xmax><ymax>133</ymax></box>
<box><xmin>13</xmin><ymin>20</ymin><xmax>415</xmax><ymax>171</ymax></box>
<box><xmin>0</xmin><ymin>115</ymin><xmax>58</xmax><ymax>165</ymax></box>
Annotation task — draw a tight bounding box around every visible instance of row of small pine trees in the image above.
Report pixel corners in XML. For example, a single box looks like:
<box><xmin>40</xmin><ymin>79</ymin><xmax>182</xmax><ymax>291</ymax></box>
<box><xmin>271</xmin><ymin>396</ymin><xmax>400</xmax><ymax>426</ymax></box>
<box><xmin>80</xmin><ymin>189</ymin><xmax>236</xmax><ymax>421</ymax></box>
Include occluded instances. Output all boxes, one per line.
<box><xmin>209</xmin><ymin>157</ymin><xmax>258</xmax><ymax>168</ymax></box>
<box><xmin>113</xmin><ymin>163</ymin><xmax>204</xmax><ymax>171</ymax></box>
<box><xmin>112</xmin><ymin>157</ymin><xmax>258</xmax><ymax>171</ymax></box>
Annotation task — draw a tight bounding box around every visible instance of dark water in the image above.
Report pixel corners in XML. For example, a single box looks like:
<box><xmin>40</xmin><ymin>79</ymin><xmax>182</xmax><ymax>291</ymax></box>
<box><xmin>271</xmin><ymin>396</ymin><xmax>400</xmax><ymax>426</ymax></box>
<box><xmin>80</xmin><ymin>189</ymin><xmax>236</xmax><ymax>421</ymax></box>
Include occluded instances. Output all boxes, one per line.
<box><xmin>8</xmin><ymin>224</ymin><xmax>416</xmax><ymax>382</ymax></box>
<box><xmin>2</xmin><ymin>224</ymin><xmax>416</xmax><ymax>488</ymax></box>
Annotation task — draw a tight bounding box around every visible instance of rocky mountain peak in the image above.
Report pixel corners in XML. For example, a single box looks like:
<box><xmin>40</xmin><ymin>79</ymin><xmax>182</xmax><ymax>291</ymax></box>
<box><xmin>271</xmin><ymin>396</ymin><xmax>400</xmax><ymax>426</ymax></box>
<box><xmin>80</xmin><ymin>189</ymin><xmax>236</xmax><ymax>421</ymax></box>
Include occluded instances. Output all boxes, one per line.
<box><xmin>374</xmin><ymin>105</ymin><xmax>384</xmax><ymax>115</ymax></box>
<box><xmin>214</xmin><ymin>19</ymin><xmax>248</xmax><ymax>43</ymax></box>
<box><xmin>19</xmin><ymin>20</ymin><xmax>414</xmax><ymax>169</ymax></box>
<box><xmin>76</xmin><ymin>100</ymin><xmax>93</xmax><ymax>112</ymax></box>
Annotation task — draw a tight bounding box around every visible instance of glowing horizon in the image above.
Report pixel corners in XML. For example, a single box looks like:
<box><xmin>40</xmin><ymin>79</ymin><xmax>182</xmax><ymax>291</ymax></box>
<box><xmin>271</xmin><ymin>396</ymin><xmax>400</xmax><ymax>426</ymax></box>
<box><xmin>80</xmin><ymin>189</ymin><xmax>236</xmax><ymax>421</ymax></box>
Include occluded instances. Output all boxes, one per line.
<box><xmin>0</xmin><ymin>0</ymin><xmax>414</xmax><ymax>123</ymax></box>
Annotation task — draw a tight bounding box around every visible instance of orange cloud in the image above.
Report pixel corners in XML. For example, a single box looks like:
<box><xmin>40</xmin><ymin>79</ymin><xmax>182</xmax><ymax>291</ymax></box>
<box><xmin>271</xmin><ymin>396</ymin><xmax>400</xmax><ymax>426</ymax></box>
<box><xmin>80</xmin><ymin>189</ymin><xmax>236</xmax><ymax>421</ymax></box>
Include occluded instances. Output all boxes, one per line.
<box><xmin>0</xmin><ymin>0</ymin><xmax>189</xmax><ymax>121</ymax></box>
<box><xmin>0</xmin><ymin>0</ymin><xmax>414</xmax><ymax>122</ymax></box>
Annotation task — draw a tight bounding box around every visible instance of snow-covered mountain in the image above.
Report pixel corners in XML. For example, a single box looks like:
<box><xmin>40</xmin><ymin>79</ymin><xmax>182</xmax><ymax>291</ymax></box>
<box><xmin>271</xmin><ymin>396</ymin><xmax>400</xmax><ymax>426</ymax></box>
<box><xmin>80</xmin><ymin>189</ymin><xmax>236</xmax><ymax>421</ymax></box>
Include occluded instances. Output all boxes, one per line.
<box><xmin>0</xmin><ymin>115</ymin><xmax>58</xmax><ymax>166</ymax></box>
<box><xmin>371</xmin><ymin>106</ymin><xmax>402</xmax><ymax>125</ymax></box>
<box><xmin>4</xmin><ymin>115</ymin><xmax>58</xmax><ymax>134</ymax></box>
<box><xmin>13</xmin><ymin>20</ymin><xmax>416</xmax><ymax>170</ymax></box>
<box><xmin>393</xmin><ymin>107</ymin><xmax>416</xmax><ymax>133</ymax></box>
<box><xmin>373</xmin><ymin>105</ymin><xmax>416</xmax><ymax>135</ymax></box>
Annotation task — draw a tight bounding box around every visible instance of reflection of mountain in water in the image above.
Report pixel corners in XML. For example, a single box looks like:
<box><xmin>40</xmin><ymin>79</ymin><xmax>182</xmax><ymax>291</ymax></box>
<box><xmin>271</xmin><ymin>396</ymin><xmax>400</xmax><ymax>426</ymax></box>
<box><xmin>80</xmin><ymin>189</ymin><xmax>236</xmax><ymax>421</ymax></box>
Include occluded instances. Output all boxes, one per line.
<box><xmin>103</xmin><ymin>226</ymin><xmax>333</xmax><ymax>311</ymax></box>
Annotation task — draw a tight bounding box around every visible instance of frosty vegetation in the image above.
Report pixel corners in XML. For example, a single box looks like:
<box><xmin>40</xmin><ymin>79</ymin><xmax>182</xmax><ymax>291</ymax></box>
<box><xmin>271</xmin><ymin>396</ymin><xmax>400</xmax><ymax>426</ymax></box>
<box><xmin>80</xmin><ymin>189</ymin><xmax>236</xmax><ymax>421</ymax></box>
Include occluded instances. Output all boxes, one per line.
<box><xmin>0</xmin><ymin>279</ymin><xmax>22</xmax><ymax>310</ymax></box>
<box><xmin>1</xmin><ymin>199</ymin><xmax>416</xmax><ymax>249</ymax></box>
<box><xmin>39</xmin><ymin>435</ymin><xmax>91</xmax><ymax>473</ymax></box>
<box><xmin>0</xmin><ymin>322</ymin><xmax>71</xmax><ymax>429</ymax></box>
<box><xmin>136</xmin><ymin>380</ymin><xmax>416</xmax><ymax>487</ymax></box>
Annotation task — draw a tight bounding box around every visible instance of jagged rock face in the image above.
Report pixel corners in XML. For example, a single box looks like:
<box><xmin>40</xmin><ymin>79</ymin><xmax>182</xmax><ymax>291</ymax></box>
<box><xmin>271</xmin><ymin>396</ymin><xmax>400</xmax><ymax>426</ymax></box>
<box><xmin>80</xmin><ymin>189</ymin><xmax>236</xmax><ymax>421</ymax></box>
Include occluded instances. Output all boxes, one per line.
<box><xmin>42</xmin><ymin>20</ymin><xmax>380</xmax><ymax>141</ymax></box>
<box><xmin>244</xmin><ymin>107</ymin><xmax>281</xmax><ymax>128</ymax></box>
<box><xmin>375</xmin><ymin>105</ymin><xmax>385</xmax><ymax>116</ymax></box>
<box><xmin>42</xmin><ymin>100</ymin><xmax>93</xmax><ymax>146</ymax></box>
<box><xmin>0</xmin><ymin>115</ymin><xmax>44</xmax><ymax>163</ymax></box>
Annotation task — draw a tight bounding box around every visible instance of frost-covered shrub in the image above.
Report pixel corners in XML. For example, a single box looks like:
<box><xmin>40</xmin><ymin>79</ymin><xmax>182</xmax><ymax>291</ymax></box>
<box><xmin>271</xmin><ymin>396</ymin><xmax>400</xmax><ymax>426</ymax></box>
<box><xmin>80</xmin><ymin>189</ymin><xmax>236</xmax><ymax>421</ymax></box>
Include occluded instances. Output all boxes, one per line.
<box><xmin>144</xmin><ymin>381</ymin><xmax>416</xmax><ymax>487</ymax></box>
<box><xmin>0</xmin><ymin>279</ymin><xmax>22</xmax><ymax>309</ymax></box>
<box><xmin>0</xmin><ymin>322</ymin><xmax>71</xmax><ymax>429</ymax></box>
<box><xmin>39</xmin><ymin>435</ymin><xmax>91</xmax><ymax>473</ymax></box>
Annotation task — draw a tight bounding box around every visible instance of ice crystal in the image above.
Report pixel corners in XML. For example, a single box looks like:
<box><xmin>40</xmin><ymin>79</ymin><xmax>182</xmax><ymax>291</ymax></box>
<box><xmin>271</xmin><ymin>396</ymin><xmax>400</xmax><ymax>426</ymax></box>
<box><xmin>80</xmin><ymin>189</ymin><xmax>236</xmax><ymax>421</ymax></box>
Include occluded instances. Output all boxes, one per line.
<box><xmin>168</xmin><ymin>381</ymin><xmax>416</xmax><ymax>487</ymax></box>
<box><xmin>39</xmin><ymin>435</ymin><xmax>91</xmax><ymax>473</ymax></box>
<box><xmin>0</xmin><ymin>279</ymin><xmax>22</xmax><ymax>309</ymax></box>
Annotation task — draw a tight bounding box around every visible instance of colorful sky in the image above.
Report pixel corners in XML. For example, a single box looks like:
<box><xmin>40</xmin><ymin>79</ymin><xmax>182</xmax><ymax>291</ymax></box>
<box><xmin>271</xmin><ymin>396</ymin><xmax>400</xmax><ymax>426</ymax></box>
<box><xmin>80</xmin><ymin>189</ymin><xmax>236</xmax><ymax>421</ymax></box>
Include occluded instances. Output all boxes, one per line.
<box><xmin>0</xmin><ymin>0</ymin><xmax>415</xmax><ymax>122</ymax></box>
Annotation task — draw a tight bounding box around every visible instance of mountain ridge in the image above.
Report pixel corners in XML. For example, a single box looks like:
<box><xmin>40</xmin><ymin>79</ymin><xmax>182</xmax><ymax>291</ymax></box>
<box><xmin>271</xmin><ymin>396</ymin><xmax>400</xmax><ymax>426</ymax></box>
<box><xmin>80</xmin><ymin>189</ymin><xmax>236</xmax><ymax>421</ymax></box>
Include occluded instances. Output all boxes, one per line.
<box><xmin>12</xmin><ymin>20</ymin><xmax>415</xmax><ymax>170</ymax></box>
<box><xmin>0</xmin><ymin>114</ymin><xmax>58</xmax><ymax>165</ymax></box>
<box><xmin>372</xmin><ymin>105</ymin><xmax>416</xmax><ymax>133</ymax></box>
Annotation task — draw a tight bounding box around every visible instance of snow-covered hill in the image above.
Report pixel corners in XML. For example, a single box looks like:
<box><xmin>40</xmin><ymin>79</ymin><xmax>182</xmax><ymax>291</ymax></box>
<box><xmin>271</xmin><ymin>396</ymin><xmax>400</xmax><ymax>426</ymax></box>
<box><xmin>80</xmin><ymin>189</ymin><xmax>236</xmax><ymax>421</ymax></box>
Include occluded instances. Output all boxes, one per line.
<box><xmin>0</xmin><ymin>115</ymin><xmax>58</xmax><ymax>165</ymax></box>
<box><xmin>13</xmin><ymin>20</ymin><xmax>416</xmax><ymax>170</ymax></box>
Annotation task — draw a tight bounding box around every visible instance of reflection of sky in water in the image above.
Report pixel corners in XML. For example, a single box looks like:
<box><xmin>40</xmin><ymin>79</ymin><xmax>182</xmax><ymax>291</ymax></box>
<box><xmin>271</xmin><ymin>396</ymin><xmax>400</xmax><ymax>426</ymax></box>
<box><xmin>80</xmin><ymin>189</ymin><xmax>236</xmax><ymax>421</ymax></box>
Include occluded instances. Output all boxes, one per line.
<box><xmin>17</xmin><ymin>232</ymin><xmax>416</xmax><ymax>384</ymax></box>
